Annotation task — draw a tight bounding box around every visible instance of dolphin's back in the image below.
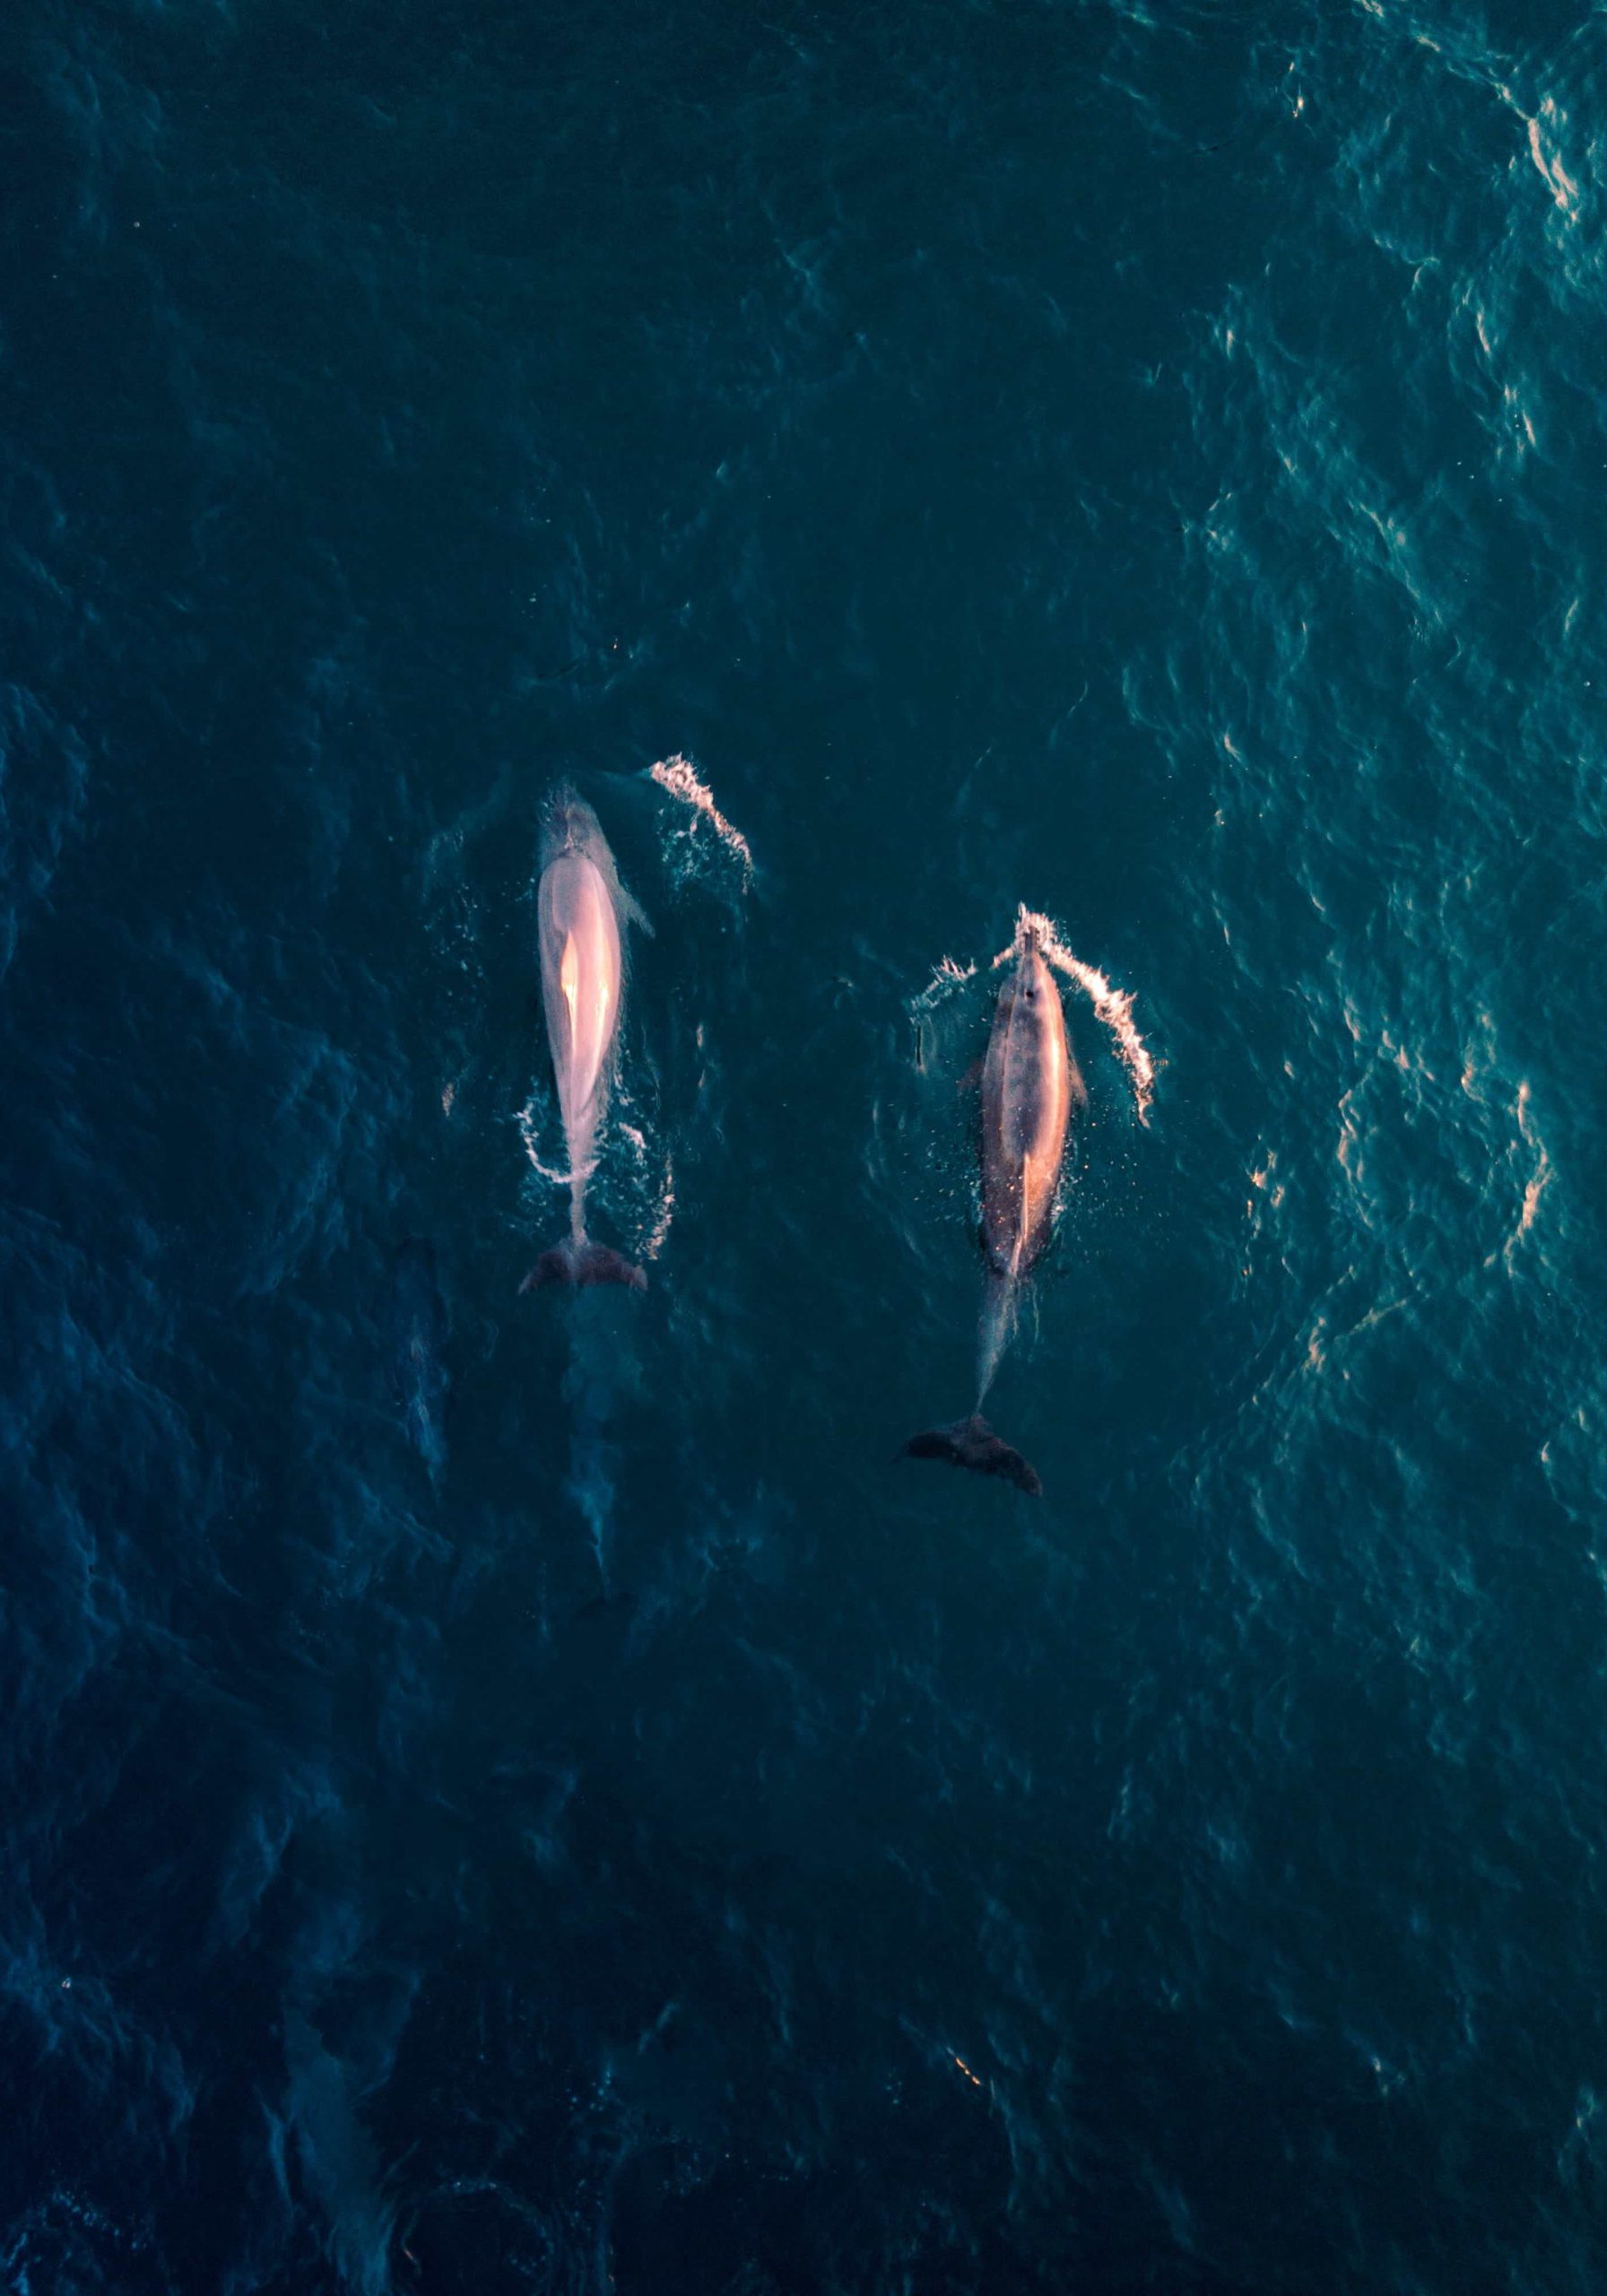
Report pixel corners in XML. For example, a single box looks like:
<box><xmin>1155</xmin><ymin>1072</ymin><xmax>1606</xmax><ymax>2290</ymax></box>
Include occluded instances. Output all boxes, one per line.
<box><xmin>980</xmin><ymin>949</ymin><xmax>1081</xmax><ymax>1279</ymax></box>
<box><xmin>538</xmin><ymin>849</ymin><xmax>622</xmax><ymax>1132</ymax></box>
<box><xmin>525</xmin><ymin>784</ymin><xmax>647</xmax><ymax>1293</ymax></box>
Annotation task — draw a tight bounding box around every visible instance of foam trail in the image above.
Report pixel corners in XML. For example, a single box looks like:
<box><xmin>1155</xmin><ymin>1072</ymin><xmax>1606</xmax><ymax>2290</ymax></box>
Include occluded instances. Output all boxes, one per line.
<box><xmin>910</xmin><ymin>954</ymin><xmax>978</xmax><ymax>1014</ymax></box>
<box><xmin>572</xmin><ymin>1427</ymin><xmax>614</xmax><ymax>1594</ymax></box>
<box><xmin>559</xmin><ymin>1303</ymin><xmax>642</xmax><ymax>1594</ymax></box>
<box><xmin>619</xmin><ymin>1122</ymin><xmax>675</xmax><ymax>1262</ymax></box>
<box><xmin>997</xmin><ymin>905</ymin><xmax>1156</xmax><ymax>1123</ymax></box>
<box><xmin>517</xmin><ymin>1096</ymin><xmax>571</xmax><ymax>1191</ymax></box>
<box><xmin>523</xmin><ymin>1072</ymin><xmax>667</xmax><ymax>1273</ymax></box>
<box><xmin>647</xmin><ymin>754</ymin><xmax>755</xmax><ymax>886</ymax></box>
<box><xmin>283</xmin><ymin>2011</ymin><xmax>396</xmax><ymax>2296</ymax></box>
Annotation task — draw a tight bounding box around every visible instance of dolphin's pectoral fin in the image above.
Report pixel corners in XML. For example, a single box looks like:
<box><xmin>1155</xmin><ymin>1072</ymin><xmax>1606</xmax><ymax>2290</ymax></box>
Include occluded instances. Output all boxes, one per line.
<box><xmin>956</xmin><ymin>1059</ymin><xmax>985</xmax><ymax>1093</ymax></box>
<box><xmin>899</xmin><ymin>1415</ymin><xmax>1042</xmax><ymax>1497</ymax></box>
<box><xmin>619</xmin><ymin>886</ymin><xmax>654</xmax><ymax>937</ymax></box>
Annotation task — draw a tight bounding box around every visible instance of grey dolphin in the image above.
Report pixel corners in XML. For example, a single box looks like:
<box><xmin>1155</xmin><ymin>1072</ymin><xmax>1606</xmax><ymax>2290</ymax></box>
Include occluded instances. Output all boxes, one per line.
<box><xmin>520</xmin><ymin>783</ymin><xmax>650</xmax><ymax>1292</ymax></box>
<box><xmin>903</xmin><ymin>914</ymin><xmax>1085</xmax><ymax>1495</ymax></box>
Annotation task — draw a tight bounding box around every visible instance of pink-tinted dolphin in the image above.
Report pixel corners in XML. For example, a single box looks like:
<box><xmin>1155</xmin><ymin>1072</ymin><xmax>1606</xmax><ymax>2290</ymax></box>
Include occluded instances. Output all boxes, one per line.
<box><xmin>903</xmin><ymin>916</ymin><xmax>1085</xmax><ymax>1494</ymax></box>
<box><xmin>520</xmin><ymin>784</ymin><xmax>650</xmax><ymax>1292</ymax></box>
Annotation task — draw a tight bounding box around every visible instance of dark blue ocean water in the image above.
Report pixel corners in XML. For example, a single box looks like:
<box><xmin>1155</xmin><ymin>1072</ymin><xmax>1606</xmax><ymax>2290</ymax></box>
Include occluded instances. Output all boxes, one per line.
<box><xmin>5</xmin><ymin>1</ymin><xmax>1607</xmax><ymax>2288</ymax></box>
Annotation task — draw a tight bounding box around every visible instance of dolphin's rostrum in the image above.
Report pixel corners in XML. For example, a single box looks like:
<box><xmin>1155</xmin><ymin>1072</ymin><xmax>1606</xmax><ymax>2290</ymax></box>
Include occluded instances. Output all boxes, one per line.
<box><xmin>903</xmin><ymin>910</ymin><xmax>1086</xmax><ymax>1496</ymax></box>
<box><xmin>521</xmin><ymin>783</ymin><xmax>650</xmax><ymax>1293</ymax></box>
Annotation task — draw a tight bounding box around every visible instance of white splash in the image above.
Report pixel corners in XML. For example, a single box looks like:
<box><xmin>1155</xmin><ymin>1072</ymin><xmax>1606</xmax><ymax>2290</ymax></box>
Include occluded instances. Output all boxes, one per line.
<box><xmin>517</xmin><ymin>1096</ymin><xmax>569</xmax><ymax>1188</ymax></box>
<box><xmin>997</xmin><ymin>904</ymin><xmax>1156</xmax><ymax>1124</ymax></box>
<box><xmin>648</xmin><ymin>754</ymin><xmax>755</xmax><ymax>884</ymax></box>
<box><xmin>620</xmin><ymin>1122</ymin><xmax>676</xmax><ymax>1261</ymax></box>
<box><xmin>910</xmin><ymin>953</ymin><xmax>978</xmax><ymax>1013</ymax></box>
<box><xmin>644</xmin><ymin>1166</ymin><xmax>675</xmax><ymax>1261</ymax></box>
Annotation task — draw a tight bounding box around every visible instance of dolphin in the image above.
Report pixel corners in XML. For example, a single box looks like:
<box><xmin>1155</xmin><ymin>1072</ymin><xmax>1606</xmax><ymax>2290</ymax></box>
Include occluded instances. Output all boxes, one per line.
<box><xmin>520</xmin><ymin>783</ymin><xmax>650</xmax><ymax>1293</ymax></box>
<box><xmin>902</xmin><ymin>913</ymin><xmax>1086</xmax><ymax>1496</ymax></box>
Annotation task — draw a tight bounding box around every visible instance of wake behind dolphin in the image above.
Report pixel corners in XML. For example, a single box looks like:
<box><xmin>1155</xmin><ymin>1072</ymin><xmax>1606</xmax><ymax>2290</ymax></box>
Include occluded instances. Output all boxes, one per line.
<box><xmin>521</xmin><ymin>783</ymin><xmax>651</xmax><ymax>1293</ymax></box>
<box><xmin>388</xmin><ymin>1236</ymin><xmax>449</xmax><ymax>1488</ymax></box>
<box><xmin>903</xmin><ymin>909</ymin><xmax>1087</xmax><ymax>1497</ymax></box>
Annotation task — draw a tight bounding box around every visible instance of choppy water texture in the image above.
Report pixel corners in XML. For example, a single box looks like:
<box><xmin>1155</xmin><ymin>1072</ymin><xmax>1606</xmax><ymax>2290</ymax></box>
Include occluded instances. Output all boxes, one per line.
<box><xmin>4</xmin><ymin>1</ymin><xmax>1606</xmax><ymax>2288</ymax></box>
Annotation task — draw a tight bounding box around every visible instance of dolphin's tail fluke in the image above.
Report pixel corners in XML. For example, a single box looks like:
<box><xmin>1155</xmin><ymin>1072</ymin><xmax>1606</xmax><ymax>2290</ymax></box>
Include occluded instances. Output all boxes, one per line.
<box><xmin>899</xmin><ymin>1414</ymin><xmax>1042</xmax><ymax>1497</ymax></box>
<box><xmin>520</xmin><ymin>1237</ymin><xmax>647</xmax><ymax>1293</ymax></box>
